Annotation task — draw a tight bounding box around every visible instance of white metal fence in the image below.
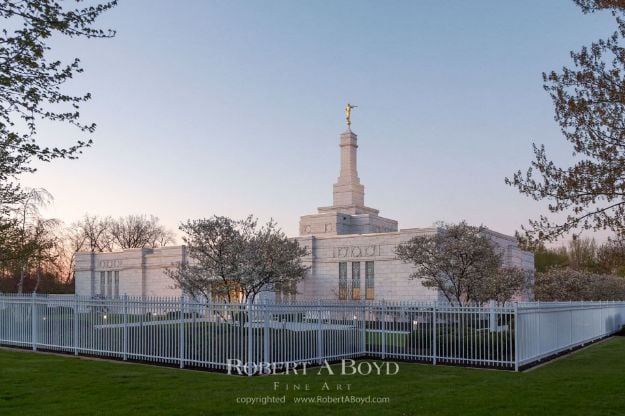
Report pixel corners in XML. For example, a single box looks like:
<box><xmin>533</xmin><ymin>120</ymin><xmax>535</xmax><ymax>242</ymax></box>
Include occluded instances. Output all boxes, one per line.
<box><xmin>0</xmin><ymin>294</ymin><xmax>623</xmax><ymax>373</ymax></box>
<box><xmin>516</xmin><ymin>301</ymin><xmax>625</xmax><ymax>367</ymax></box>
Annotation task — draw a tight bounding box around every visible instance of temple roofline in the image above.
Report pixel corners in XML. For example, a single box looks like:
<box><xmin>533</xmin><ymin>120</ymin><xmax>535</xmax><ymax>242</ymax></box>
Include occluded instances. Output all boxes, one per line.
<box><xmin>317</xmin><ymin>205</ymin><xmax>380</xmax><ymax>215</ymax></box>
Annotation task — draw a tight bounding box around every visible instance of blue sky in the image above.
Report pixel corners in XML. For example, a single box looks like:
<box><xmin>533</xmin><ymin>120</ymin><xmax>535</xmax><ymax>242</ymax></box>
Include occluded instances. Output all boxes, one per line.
<box><xmin>23</xmin><ymin>0</ymin><xmax>616</xmax><ymax>240</ymax></box>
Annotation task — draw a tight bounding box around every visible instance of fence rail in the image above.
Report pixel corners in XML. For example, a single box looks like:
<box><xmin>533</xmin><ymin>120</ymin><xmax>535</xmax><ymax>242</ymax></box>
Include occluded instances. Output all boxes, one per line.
<box><xmin>0</xmin><ymin>294</ymin><xmax>623</xmax><ymax>373</ymax></box>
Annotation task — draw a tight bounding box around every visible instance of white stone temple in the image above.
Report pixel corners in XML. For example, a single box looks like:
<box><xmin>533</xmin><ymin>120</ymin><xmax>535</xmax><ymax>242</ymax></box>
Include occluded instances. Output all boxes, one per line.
<box><xmin>75</xmin><ymin>122</ymin><xmax>534</xmax><ymax>301</ymax></box>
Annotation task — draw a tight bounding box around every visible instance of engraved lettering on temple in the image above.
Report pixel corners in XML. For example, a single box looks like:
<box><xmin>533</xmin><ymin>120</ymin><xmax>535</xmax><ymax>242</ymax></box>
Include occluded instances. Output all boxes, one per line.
<box><xmin>333</xmin><ymin>245</ymin><xmax>379</xmax><ymax>258</ymax></box>
<box><xmin>98</xmin><ymin>259</ymin><xmax>123</xmax><ymax>269</ymax></box>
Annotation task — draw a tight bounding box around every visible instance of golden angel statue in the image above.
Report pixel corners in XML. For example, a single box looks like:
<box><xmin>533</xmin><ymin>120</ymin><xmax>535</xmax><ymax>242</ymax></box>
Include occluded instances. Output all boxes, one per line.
<box><xmin>345</xmin><ymin>103</ymin><xmax>358</xmax><ymax>127</ymax></box>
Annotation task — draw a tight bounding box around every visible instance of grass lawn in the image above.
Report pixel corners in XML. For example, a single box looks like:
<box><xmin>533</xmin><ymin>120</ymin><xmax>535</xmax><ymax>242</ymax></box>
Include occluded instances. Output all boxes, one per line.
<box><xmin>1</xmin><ymin>336</ymin><xmax>625</xmax><ymax>416</ymax></box>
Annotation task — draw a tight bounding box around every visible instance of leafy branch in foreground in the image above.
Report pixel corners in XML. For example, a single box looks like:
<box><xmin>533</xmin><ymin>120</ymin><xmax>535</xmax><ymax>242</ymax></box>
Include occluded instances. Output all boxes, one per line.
<box><xmin>506</xmin><ymin>1</ymin><xmax>625</xmax><ymax>242</ymax></box>
<box><xmin>0</xmin><ymin>0</ymin><xmax>117</xmax><ymax>206</ymax></box>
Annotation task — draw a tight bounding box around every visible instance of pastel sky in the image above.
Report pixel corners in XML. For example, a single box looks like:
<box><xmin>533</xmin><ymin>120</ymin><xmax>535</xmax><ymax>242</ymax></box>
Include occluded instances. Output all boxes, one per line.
<box><xmin>22</xmin><ymin>0</ymin><xmax>616</xmax><ymax>241</ymax></box>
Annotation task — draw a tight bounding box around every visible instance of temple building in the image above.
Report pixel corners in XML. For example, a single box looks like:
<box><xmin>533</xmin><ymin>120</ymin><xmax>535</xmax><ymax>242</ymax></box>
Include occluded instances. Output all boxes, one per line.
<box><xmin>75</xmin><ymin>117</ymin><xmax>534</xmax><ymax>301</ymax></box>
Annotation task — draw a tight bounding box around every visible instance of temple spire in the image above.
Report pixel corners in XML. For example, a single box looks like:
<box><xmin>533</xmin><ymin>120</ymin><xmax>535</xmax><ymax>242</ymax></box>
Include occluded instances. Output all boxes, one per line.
<box><xmin>333</xmin><ymin>129</ymin><xmax>365</xmax><ymax>208</ymax></box>
<box><xmin>298</xmin><ymin>110</ymin><xmax>398</xmax><ymax>236</ymax></box>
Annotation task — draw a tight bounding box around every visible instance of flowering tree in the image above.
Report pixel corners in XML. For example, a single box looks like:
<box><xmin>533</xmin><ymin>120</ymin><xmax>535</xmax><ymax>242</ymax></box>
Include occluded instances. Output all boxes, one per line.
<box><xmin>396</xmin><ymin>222</ymin><xmax>528</xmax><ymax>305</ymax></box>
<box><xmin>534</xmin><ymin>268</ymin><xmax>625</xmax><ymax>301</ymax></box>
<box><xmin>167</xmin><ymin>215</ymin><xmax>309</xmax><ymax>303</ymax></box>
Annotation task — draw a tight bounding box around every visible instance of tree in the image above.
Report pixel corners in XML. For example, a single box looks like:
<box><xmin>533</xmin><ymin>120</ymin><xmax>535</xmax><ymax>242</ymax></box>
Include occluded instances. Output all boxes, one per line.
<box><xmin>575</xmin><ymin>0</ymin><xmax>625</xmax><ymax>13</ymax></box>
<box><xmin>13</xmin><ymin>188</ymin><xmax>53</xmax><ymax>292</ymax></box>
<box><xmin>70</xmin><ymin>214</ymin><xmax>175</xmax><ymax>253</ymax></box>
<box><xmin>596</xmin><ymin>238</ymin><xmax>625</xmax><ymax>275</ymax></box>
<box><xmin>0</xmin><ymin>0</ymin><xmax>117</xmax><ymax>208</ymax></box>
<box><xmin>0</xmin><ymin>211</ymin><xmax>176</xmax><ymax>293</ymax></box>
<box><xmin>523</xmin><ymin>234</ymin><xmax>625</xmax><ymax>275</ymax></box>
<box><xmin>0</xmin><ymin>213</ymin><xmax>70</xmax><ymax>293</ymax></box>
<box><xmin>109</xmin><ymin>215</ymin><xmax>175</xmax><ymax>249</ymax></box>
<box><xmin>167</xmin><ymin>215</ymin><xmax>309</xmax><ymax>303</ymax></box>
<box><xmin>239</xmin><ymin>219</ymin><xmax>309</xmax><ymax>303</ymax></box>
<box><xmin>395</xmin><ymin>222</ymin><xmax>528</xmax><ymax>305</ymax></box>
<box><xmin>57</xmin><ymin>225</ymin><xmax>89</xmax><ymax>284</ymax></box>
<box><xmin>533</xmin><ymin>244</ymin><xmax>570</xmax><ymax>273</ymax></box>
<box><xmin>475</xmin><ymin>267</ymin><xmax>530</xmax><ymax>304</ymax></box>
<box><xmin>568</xmin><ymin>237</ymin><xmax>599</xmax><ymax>271</ymax></box>
<box><xmin>534</xmin><ymin>268</ymin><xmax>625</xmax><ymax>301</ymax></box>
<box><xmin>28</xmin><ymin>216</ymin><xmax>62</xmax><ymax>293</ymax></box>
<box><xmin>0</xmin><ymin>215</ymin><xmax>19</xmax><ymax>264</ymax></box>
<box><xmin>72</xmin><ymin>214</ymin><xmax>113</xmax><ymax>253</ymax></box>
<box><xmin>0</xmin><ymin>187</ymin><xmax>64</xmax><ymax>293</ymax></box>
<box><xmin>506</xmin><ymin>1</ymin><xmax>625</xmax><ymax>242</ymax></box>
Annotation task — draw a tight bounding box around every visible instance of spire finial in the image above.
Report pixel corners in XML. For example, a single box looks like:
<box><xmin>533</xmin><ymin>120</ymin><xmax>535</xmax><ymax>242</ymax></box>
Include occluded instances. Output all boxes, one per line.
<box><xmin>345</xmin><ymin>103</ymin><xmax>358</xmax><ymax>128</ymax></box>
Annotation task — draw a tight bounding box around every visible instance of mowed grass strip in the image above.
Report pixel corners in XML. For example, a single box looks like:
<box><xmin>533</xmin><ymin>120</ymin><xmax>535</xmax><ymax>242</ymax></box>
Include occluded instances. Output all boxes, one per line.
<box><xmin>0</xmin><ymin>337</ymin><xmax>624</xmax><ymax>416</ymax></box>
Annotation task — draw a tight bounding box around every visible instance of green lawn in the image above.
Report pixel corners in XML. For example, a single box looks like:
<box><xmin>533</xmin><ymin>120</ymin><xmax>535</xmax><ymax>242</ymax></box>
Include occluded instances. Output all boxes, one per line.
<box><xmin>1</xmin><ymin>337</ymin><xmax>625</xmax><ymax>416</ymax></box>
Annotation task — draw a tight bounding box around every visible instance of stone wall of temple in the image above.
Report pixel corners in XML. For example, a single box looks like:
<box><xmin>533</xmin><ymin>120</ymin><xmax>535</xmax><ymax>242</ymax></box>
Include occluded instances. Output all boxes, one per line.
<box><xmin>74</xmin><ymin>227</ymin><xmax>534</xmax><ymax>302</ymax></box>
<box><xmin>75</xmin><ymin>246</ymin><xmax>184</xmax><ymax>298</ymax></box>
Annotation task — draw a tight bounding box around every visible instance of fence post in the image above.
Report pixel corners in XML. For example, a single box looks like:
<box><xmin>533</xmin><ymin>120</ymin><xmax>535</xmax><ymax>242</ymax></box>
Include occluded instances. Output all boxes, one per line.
<box><xmin>432</xmin><ymin>303</ymin><xmax>437</xmax><ymax>365</ymax></box>
<box><xmin>73</xmin><ymin>294</ymin><xmax>79</xmax><ymax>356</ymax></box>
<box><xmin>514</xmin><ymin>302</ymin><xmax>519</xmax><ymax>372</ymax></box>
<box><xmin>31</xmin><ymin>292</ymin><xmax>37</xmax><ymax>352</ymax></box>
<box><xmin>123</xmin><ymin>294</ymin><xmax>128</xmax><ymax>361</ymax></box>
<box><xmin>263</xmin><ymin>302</ymin><xmax>270</xmax><ymax>365</ymax></box>
<box><xmin>381</xmin><ymin>301</ymin><xmax>386</xmax><ymax>360</ymax></box>
<box><xmin>489</xmin><ymin>300</ymin><xmax>496</xmax><ymax>332</ymax></box>
<box><xmin>600</xmin><ymin>300</ymin><xmax>604</xmax><ymax>336</ymax></box>
<box><xmin>537</xmin><ymin>301</ymin><xmax>541</xmax><ymax>360</ymax></box>
<box><xmin>569</xmin><ymin>305</ymin><xmax>573</xmax><ymax>349</ymax></box>
<box><xmin>361</xmin><ymin>301</ymin><xmax>366</xmax><ymax>356</ymax></box>
<box><xmin>317</xmin><ymin>299</ymin><xmax>323</xmax><ymax>364</ymax></box>
<box><xmin>247</xmin><ymin>297</ymin><xmax>253</xmax><ymax>376</ymax></box>
<box><xmin>179</xmin><ymin>295</ymin><xmax>185</xmax><ymax>369</ymax></box>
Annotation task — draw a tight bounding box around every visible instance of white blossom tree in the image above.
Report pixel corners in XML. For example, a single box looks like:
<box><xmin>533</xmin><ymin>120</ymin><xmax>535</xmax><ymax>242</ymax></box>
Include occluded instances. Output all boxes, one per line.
<box><xmin>167</xmin><ymin>215</ymin><xmax>309</xmax><ymax>303</ymax></box>
<box><xmin>395</xmin><ymin>222</ymin><xmax>528</xmax><ymax>305</ymax></box>
<box><xmin>534</xmin><ymin>268</ymin><xmax>625</xmax><ymax>301</ymax></box>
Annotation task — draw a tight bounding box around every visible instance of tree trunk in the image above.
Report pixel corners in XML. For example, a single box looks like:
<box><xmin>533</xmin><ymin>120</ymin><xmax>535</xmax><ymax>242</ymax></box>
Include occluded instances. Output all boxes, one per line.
<box><xmin>17</xmin><ymin>266</ymin><xmax>25</xmax><ymax>294</ymax></box>
<box><xmin>33</xmin><ymin>261</ymin><xmax>41</xmax><ymax>294</ymax></box>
